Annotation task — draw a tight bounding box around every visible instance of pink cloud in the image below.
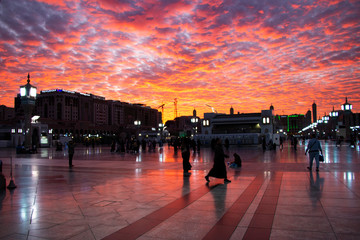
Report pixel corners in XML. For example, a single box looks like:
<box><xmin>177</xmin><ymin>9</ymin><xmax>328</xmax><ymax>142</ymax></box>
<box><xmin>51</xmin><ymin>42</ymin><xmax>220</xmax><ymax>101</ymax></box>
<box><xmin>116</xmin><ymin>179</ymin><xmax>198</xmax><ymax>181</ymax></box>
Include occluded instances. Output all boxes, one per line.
<box><xmin>0</xmin><ymin>0</ymin><xmax>359</xmax><ymax>122</ymax></box>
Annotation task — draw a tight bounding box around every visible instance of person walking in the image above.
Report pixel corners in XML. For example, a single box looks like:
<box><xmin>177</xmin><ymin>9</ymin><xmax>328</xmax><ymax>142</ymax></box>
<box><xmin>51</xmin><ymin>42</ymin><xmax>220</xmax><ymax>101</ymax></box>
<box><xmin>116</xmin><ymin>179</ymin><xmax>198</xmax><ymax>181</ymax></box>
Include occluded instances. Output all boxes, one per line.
<box><xmin>205</xmin><ymin>138</ymin><xmax>231</xmax><ymax>183</ymax></box>
<box><xmin>293</xmin><ymin>137</ymin><xmax>298</xmax><ymax>151</ymax></box>
<box><xmin>305</xmin><ymin>134</ymin><xmax>323</xmax><ymax>172</ymax></box>
<box><xmin>68</xmin><ymin>140</ymin><xmax>75</xmax><ymax>168</ymax></box>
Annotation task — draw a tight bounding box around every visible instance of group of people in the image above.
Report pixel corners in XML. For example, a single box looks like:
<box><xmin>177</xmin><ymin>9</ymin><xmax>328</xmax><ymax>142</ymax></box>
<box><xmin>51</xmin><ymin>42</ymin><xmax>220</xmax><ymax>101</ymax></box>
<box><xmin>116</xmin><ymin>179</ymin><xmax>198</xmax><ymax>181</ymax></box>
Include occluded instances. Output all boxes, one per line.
<box><xmin>173</xmin><ymin>137</ymin><xmax>201</xmax><ymax>153</ymax></box>
<box><xmin>111</xmin><ymin>138</ymin><xmax>161</xmax><ymax>154</ymax></box>
<box><xmin>181</xmin><ymin>137</ymin><xmax>242</xmax><ymax>183</ymax></box>
<box><xmin>67</xmin><ymin>135</ymin><xmax>324</xmax><ymax>179</ymax></box>
<box><xmin>199</xmin><ymin>134</ymin><xmax>324</xmax><ymax>183</ymax></box>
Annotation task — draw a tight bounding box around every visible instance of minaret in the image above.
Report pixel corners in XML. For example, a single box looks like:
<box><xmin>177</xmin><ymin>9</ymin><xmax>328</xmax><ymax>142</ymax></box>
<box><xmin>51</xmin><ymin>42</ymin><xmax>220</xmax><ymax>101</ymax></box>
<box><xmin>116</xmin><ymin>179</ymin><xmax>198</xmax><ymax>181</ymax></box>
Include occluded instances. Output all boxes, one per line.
<box><xmin>230</xmin><ymin>106</ymin><xmax>234</xmax><ymax>115</ymax></box>
<box><xmin>312</xmin><ymin>101</ymin><xmax>317</xmax><ymax>123</ymax></box>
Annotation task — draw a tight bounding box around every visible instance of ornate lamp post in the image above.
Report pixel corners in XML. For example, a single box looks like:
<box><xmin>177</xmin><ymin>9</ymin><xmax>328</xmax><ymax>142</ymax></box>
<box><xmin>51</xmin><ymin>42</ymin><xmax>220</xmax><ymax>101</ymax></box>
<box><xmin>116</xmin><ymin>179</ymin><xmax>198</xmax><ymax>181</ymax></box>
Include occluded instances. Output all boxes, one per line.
<box><xmin>341</xmin><ymin>97</ymin><xmax>352</xmax><ymax>111</ymax></box>
<box><xmin>20</xmin><ymin>73</ymin><xmax>37</xmax><ymax>150</ymax></box>
<box><xmin>191</xmin><ymin>117</ymin><xmax>199</xmax><ymax>136</ymax></box>
<box><xmin>329</xmin><ymin>106</ymin><xmax>338</xmax><ymax>117</ymax></box>
<box><xmin>341</xmin><ymin>97</ymin><xmax>353</xmax><ymax>140</ymax></box>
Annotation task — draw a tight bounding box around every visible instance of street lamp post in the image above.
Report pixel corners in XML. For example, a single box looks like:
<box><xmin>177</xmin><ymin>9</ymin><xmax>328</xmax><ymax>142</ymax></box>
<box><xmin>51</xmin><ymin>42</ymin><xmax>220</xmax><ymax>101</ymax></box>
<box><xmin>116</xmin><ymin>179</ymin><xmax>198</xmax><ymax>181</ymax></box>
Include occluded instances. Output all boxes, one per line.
<box><xmin>20</xmin><ymin>73</ymin><xmax>37</xmax><ymax>150</ymax></box>
<box><xmin>134</xmin><ymin>120</ymin><xmax>141</xmax><ymax>139</ymax></box>
<box><xmin>191</xmin><ymin>117</ymin><xmax>198</xmax><ymax>136</ymax></box>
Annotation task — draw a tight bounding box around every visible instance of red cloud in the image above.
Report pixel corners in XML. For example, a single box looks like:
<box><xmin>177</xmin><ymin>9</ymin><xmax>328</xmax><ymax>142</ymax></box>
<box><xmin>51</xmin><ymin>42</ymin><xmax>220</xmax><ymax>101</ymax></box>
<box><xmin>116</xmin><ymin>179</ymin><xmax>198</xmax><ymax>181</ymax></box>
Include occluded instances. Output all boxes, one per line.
<box><xmin>0</xmin><ymin>0</ymin><xmax>359</xmax><ymax>123</ymax></box>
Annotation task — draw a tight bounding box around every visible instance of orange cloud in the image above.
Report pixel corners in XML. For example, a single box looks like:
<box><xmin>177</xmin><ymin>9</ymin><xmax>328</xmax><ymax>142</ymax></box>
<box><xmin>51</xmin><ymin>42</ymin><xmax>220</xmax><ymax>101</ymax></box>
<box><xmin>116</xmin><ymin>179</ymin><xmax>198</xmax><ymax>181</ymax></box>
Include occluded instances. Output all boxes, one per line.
<box><xmin>0</xmin><ymin>0</ymin><xmax>359</xmax><ymax>123</ymax></box>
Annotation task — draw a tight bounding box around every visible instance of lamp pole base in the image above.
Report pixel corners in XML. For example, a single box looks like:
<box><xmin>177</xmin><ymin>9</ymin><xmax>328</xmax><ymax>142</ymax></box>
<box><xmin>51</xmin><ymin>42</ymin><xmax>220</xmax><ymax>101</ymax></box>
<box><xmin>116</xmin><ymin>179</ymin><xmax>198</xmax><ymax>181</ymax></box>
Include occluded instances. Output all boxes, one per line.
<box><xmin>7</xmin><ymin>179</ymin><xmax>17</xmax><ymax>189</ymax></box>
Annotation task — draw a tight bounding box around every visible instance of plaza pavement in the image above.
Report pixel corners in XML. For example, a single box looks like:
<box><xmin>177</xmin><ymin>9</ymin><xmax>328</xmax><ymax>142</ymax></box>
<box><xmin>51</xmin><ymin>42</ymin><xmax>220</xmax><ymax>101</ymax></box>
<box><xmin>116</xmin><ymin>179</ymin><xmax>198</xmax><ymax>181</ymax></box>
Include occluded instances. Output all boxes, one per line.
<box><xmin>0</xmin><ymin>140</ymin><xmax>359</xmax><ymax>240</ymax></box>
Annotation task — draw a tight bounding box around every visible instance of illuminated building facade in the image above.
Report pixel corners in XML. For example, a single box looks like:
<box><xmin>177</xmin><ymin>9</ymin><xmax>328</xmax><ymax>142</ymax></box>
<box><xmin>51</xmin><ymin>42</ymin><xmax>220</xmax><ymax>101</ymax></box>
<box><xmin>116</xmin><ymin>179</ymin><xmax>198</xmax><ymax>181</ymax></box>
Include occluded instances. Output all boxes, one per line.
<box><xmin>196</xmin><ymin>107</ymin><xmax>275</xmax><ymax>145</ymax></box>
<box><xmin>301</xmin><ymin>98</ymin><xmax>359</xmax><ymax>141</ymax></box>
<box><xmin>13</xmin><ymin>89</ymin><xmax>161</xmax><ymax>144</ymax></box>
<box><xmin>35</xmin><ymin>89</ymin><xmax>160</xmax><ymax>134</ymax></box>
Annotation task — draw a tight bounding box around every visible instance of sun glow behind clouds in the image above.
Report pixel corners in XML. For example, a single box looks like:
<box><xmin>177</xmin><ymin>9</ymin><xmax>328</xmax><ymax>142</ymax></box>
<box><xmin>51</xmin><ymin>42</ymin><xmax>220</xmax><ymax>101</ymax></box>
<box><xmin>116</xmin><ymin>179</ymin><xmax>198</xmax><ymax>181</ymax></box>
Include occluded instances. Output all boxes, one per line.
<box><xmin>0</xmin><ymin>0</ymin><xmax>359</xmax><ymax>122</ymax></box>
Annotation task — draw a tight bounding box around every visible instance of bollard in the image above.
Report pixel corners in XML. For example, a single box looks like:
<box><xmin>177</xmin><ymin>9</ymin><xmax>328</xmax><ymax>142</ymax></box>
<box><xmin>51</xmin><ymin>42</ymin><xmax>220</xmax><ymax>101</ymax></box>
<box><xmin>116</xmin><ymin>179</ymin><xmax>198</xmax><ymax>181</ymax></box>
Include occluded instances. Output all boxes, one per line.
<box><xmin>7</xmin><ymin>157</ymin><xmax>16</xmax><ymax>189</ymax></box>
<box><xmin>0</xmin><ymin>160</ymin><xmax>6</xmax><ymax>190</ymax></box>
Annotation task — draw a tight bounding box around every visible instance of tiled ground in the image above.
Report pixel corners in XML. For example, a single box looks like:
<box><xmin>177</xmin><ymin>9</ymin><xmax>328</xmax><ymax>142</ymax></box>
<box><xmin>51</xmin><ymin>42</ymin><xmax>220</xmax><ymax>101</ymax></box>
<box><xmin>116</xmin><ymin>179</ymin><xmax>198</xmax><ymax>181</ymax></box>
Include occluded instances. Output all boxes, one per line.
<box><xmin>0</xmin><ymin>141</ymin><xmax>359</xmax><ymax>240</ymax></box>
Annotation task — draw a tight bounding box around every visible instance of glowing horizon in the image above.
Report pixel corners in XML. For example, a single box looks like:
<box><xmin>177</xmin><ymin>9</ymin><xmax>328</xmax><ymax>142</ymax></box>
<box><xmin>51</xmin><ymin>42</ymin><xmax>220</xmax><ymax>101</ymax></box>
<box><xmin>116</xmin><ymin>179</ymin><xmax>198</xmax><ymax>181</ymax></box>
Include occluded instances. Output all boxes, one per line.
<box><xmin>0</xmin><ymin>0</ymin><xmax>359</xmax><ymax>123</ymax></box>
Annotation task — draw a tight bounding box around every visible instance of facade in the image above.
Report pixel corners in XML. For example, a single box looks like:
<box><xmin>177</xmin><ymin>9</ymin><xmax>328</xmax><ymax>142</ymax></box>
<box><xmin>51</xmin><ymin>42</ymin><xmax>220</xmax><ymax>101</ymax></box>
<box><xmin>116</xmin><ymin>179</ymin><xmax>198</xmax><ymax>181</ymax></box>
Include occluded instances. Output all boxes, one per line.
<box><xmin>301</xmin><ymin>98</ymin><xmax>359</xmax><ymax>141</ymax></box>
<box><xmin>0</xmin><ymin>105</ymin><xmax>15</xmax><ymax>121</ymax></box>
<box><xmin>274</xmin><ymin>114</ymin><xmax>309</xmax><ymax>135</ymax></box>
<box><xmin>196</xmin><ymin>107</ymin><xmax>275</xmax><ymax>145</ymax></box>
<box><xmin>165</xmin><ymin>115</ymin><xmax>201</xmax><ymax>138</ymax></box>
<box><xmin>32</xmin><ymin>89</ymin><xmax>161</xmax><ymax>136</ymax></box>
<box><xmin>312</xmin><ymin>101</ymin><xmax>317</xmax><ymax>123</ymax></box>
<box><xmin>11</xmin><ymin>88</ymin><xmax>161</xmax><ymax>147</ymax></box>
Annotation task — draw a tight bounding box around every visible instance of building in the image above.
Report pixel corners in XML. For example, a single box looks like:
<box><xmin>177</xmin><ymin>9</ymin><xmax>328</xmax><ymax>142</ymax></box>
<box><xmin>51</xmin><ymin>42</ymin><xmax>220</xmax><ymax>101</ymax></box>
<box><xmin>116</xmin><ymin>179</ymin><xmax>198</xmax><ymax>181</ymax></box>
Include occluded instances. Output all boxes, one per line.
<box><xmin>0</xmin><ymin>105</ymin><xmax>15</xmax><ymax>121</ymax></box>
<box><xmin>8</xmin><ymin>82</ymin><xmax>161</xmax><ymax>147</ymax></box>
<box><xmin>30</xmin><ymin>89</ymin><xmax>161</xmax><ymax>139</ymax></box>
<box><xmin>300</xmin><ymin>98</ymin><xmax>359</xmax><ymax>141</ymax></box>
<box><xmin>196</xmin><ymin>107</ymin><xmax>275</xmax><ymax>145</ymax></box>
<box><xmin>165</xmin><ymin>114</ymin><xmax>201</xmax><ymax>138</ymax></box>
<box><xmin>274</xmin><ymin>114</ymin><xmax>308</xmax><ymax>135</ymax></box>
<box><xmin>312</xmin><ymin>101</ymin><xmax>317</xmax><ymax>123</ymax></box>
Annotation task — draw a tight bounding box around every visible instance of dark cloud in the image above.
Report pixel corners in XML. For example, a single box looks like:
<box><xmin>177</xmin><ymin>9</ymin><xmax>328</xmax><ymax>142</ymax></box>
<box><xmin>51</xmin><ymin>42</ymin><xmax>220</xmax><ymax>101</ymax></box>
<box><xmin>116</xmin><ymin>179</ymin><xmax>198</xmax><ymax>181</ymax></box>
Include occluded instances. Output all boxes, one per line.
<box><xmin>155</xmin><ymin>27</ymin><xmax>180</xmax><ymax>35</ymax></box>
<box><xmin>0</xmin><ymin>0</ymin><xmax>71</xmax><ymax>42</ymax></box>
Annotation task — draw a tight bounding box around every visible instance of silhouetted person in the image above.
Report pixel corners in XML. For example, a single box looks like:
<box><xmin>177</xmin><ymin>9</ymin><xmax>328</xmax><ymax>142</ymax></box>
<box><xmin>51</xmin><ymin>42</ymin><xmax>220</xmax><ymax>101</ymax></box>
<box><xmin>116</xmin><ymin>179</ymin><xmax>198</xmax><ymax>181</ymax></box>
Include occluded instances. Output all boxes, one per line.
<box><xmin>181</xmin><ymin>139</ymin><xmax>192</xmax><ymax>175</ymax></box>
<box><xmin>174</xmin><ymin>138</ymin><xmax>179</xmax><ymax>153</ymax></box>
<box><xmin>191</xmin><ymin>139</ymin><xmax>196</xmax><ymax>152</ymax></box>
<box><xmin>224</xmin><ymin>138</ymin><xmax>229</xmax><ymax>150</ymax></box>
<box><xmin>120</xmin><ymin>139</ymin><xmax>126</xmax><ymax>153</ymax></box>
<box><xmin>152</xmin><ymin>139</ymin><xmax>156</xmax><ymax>151</ymax></box>
<box><xmin>211</xmin><ymin>138</ymin><xmax>216</xmax><ymax>150</ymax></box>
<box><xmin>205</xmin><ymin>138</ymin><xmax>231</xmax><ymax>183</ymax></box>
<box><xmin>141</xmin><ymin>139</ymin><xmax>147</xmax><ymax>151</ymax></box>
<box><xmin>229</xmin><ymin>153</ymin><xmax>242</xmax><ymax>168</ymax></box>
<box><xmin>197</xmin><ymin>139</ymin><xmax>201</xmax><ymax>152</ymax></box>
<box><xmin>293</xmin><ymin>137</ymin><xmax>298</xmax><ymax>151</ymax></box>
<box><xmin>68</xmin><ymin>140</ymin><xmax>75</xmax><ymax>168</ymax></box>
<box><xmin>111</xmin><ymin>140</ymin><xmax>116</xmax><ymax>152</ymax></box>
<box><xmin>262</xmin><ymin>137</ymin><xmax>266</xmax><ymax>151</ymax></box>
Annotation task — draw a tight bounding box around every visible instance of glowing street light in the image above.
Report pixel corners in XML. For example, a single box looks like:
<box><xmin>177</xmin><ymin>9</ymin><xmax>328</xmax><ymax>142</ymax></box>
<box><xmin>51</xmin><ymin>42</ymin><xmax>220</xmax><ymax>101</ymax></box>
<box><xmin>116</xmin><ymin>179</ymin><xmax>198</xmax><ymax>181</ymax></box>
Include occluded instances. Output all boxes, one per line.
<box><xmin>330</xmin><ymin>106</ymin><xmax>338</xmax><ymax>117</ymax></box>
<box><xmin>341</xmin><ymin>97</ymin><xmax>352</xmax><ymax>111</ymax></box>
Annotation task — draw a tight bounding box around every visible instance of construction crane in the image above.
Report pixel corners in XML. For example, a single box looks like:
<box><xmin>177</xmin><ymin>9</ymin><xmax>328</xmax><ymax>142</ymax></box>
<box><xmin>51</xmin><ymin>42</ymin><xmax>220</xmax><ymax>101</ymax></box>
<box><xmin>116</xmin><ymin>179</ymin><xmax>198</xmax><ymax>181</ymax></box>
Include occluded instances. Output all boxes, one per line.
<box><xmin>205</xmin><ymin>104</ymin><xmax>218</xmax><ymax>113</ymax></box>
<box><xmin>174</xmin><ymin>98</ymin><xmax>178</xmax><ymax>119</ymax></box>
<box><xmin>158</xmin><ymin>104</ymin><xmax>165</xmax><ymax>122</ymax></box>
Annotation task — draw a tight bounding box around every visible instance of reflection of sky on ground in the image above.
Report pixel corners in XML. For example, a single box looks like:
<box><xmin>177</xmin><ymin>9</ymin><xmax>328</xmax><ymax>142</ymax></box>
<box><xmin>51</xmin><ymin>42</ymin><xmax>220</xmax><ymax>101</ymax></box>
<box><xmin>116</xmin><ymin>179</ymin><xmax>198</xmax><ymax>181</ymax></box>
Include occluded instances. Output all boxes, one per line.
<box><xmin>1</xmin><ymin>140</ymin><xmax>358</xmax><ymax>166</ymax></box>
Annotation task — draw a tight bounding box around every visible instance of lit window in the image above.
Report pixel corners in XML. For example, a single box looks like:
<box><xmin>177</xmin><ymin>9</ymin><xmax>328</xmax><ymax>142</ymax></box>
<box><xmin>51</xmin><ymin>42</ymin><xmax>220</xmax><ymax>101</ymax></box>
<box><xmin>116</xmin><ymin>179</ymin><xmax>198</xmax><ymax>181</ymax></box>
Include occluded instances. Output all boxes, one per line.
<box><xmin>20</xmin><ymin>87</ymin><xmax>26</xmax><ymax>97</ymax></box>
<box><xmin>262</xmin><ymin>117</ymin><xmax>270</xmax><ymax>124</ymax></box>
<box><xmin>30</xmin><ymin>87</ymin><xmax>37</xmax><ymax>97</ymax></box>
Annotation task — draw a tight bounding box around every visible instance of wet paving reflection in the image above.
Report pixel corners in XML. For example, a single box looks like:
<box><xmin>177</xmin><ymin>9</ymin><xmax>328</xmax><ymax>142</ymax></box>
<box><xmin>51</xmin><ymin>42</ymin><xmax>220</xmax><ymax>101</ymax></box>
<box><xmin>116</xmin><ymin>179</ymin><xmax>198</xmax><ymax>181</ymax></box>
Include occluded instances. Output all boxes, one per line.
<box><xmin>0</xmin><ymin>140</ymin><xmax>359</xmax><ymax>239</ymax></box>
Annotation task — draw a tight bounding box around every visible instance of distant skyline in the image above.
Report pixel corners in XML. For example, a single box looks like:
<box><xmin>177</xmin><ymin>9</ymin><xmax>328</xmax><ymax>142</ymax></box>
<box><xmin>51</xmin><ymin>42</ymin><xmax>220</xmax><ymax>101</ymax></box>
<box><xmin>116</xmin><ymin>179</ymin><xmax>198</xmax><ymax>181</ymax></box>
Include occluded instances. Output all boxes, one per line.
<box><xmin>0</xmin><ymin>0</ymin><xmax>359</xmax><ymax>123</ymax></box>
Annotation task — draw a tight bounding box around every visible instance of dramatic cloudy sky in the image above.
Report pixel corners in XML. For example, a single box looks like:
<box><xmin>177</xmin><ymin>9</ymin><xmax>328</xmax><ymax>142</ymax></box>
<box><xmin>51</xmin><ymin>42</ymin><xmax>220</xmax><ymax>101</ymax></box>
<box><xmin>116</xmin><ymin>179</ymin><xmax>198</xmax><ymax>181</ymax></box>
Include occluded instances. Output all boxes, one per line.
<box><xmin>0</xmin><ymin>0</ymin><xmax>359</xmax><ymax>122</ymax></box>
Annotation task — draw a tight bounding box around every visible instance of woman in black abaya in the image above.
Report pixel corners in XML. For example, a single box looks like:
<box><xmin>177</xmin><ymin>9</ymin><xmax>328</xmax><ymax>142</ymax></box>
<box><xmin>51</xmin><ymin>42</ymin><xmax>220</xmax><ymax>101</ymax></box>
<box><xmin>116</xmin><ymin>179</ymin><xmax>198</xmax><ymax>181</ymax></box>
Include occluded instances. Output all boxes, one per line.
<box><xmin>205</xmin><ymin>138</ymin><xmax>231</xmax><ymax>183</ymax></box>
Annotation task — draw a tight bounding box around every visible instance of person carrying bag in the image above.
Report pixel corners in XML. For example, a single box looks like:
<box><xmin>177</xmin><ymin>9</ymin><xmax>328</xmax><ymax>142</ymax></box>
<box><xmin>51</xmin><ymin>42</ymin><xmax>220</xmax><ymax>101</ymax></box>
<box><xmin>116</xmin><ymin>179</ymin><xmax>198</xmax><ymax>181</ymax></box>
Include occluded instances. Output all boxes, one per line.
<box><xmin>305</xmin><ymin>134</ymin><xmax>323</xmax><ymax>172</ymax></box>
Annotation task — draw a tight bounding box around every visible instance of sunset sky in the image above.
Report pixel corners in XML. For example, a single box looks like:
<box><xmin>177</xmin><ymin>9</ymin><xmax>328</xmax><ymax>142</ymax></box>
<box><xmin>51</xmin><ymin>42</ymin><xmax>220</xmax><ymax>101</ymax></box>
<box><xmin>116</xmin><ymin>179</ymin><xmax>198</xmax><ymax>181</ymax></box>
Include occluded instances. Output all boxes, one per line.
<box><xmin>0</xmin><ymin>0</ymin><xmax>359</xmax><ymax>123</ymax></box>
